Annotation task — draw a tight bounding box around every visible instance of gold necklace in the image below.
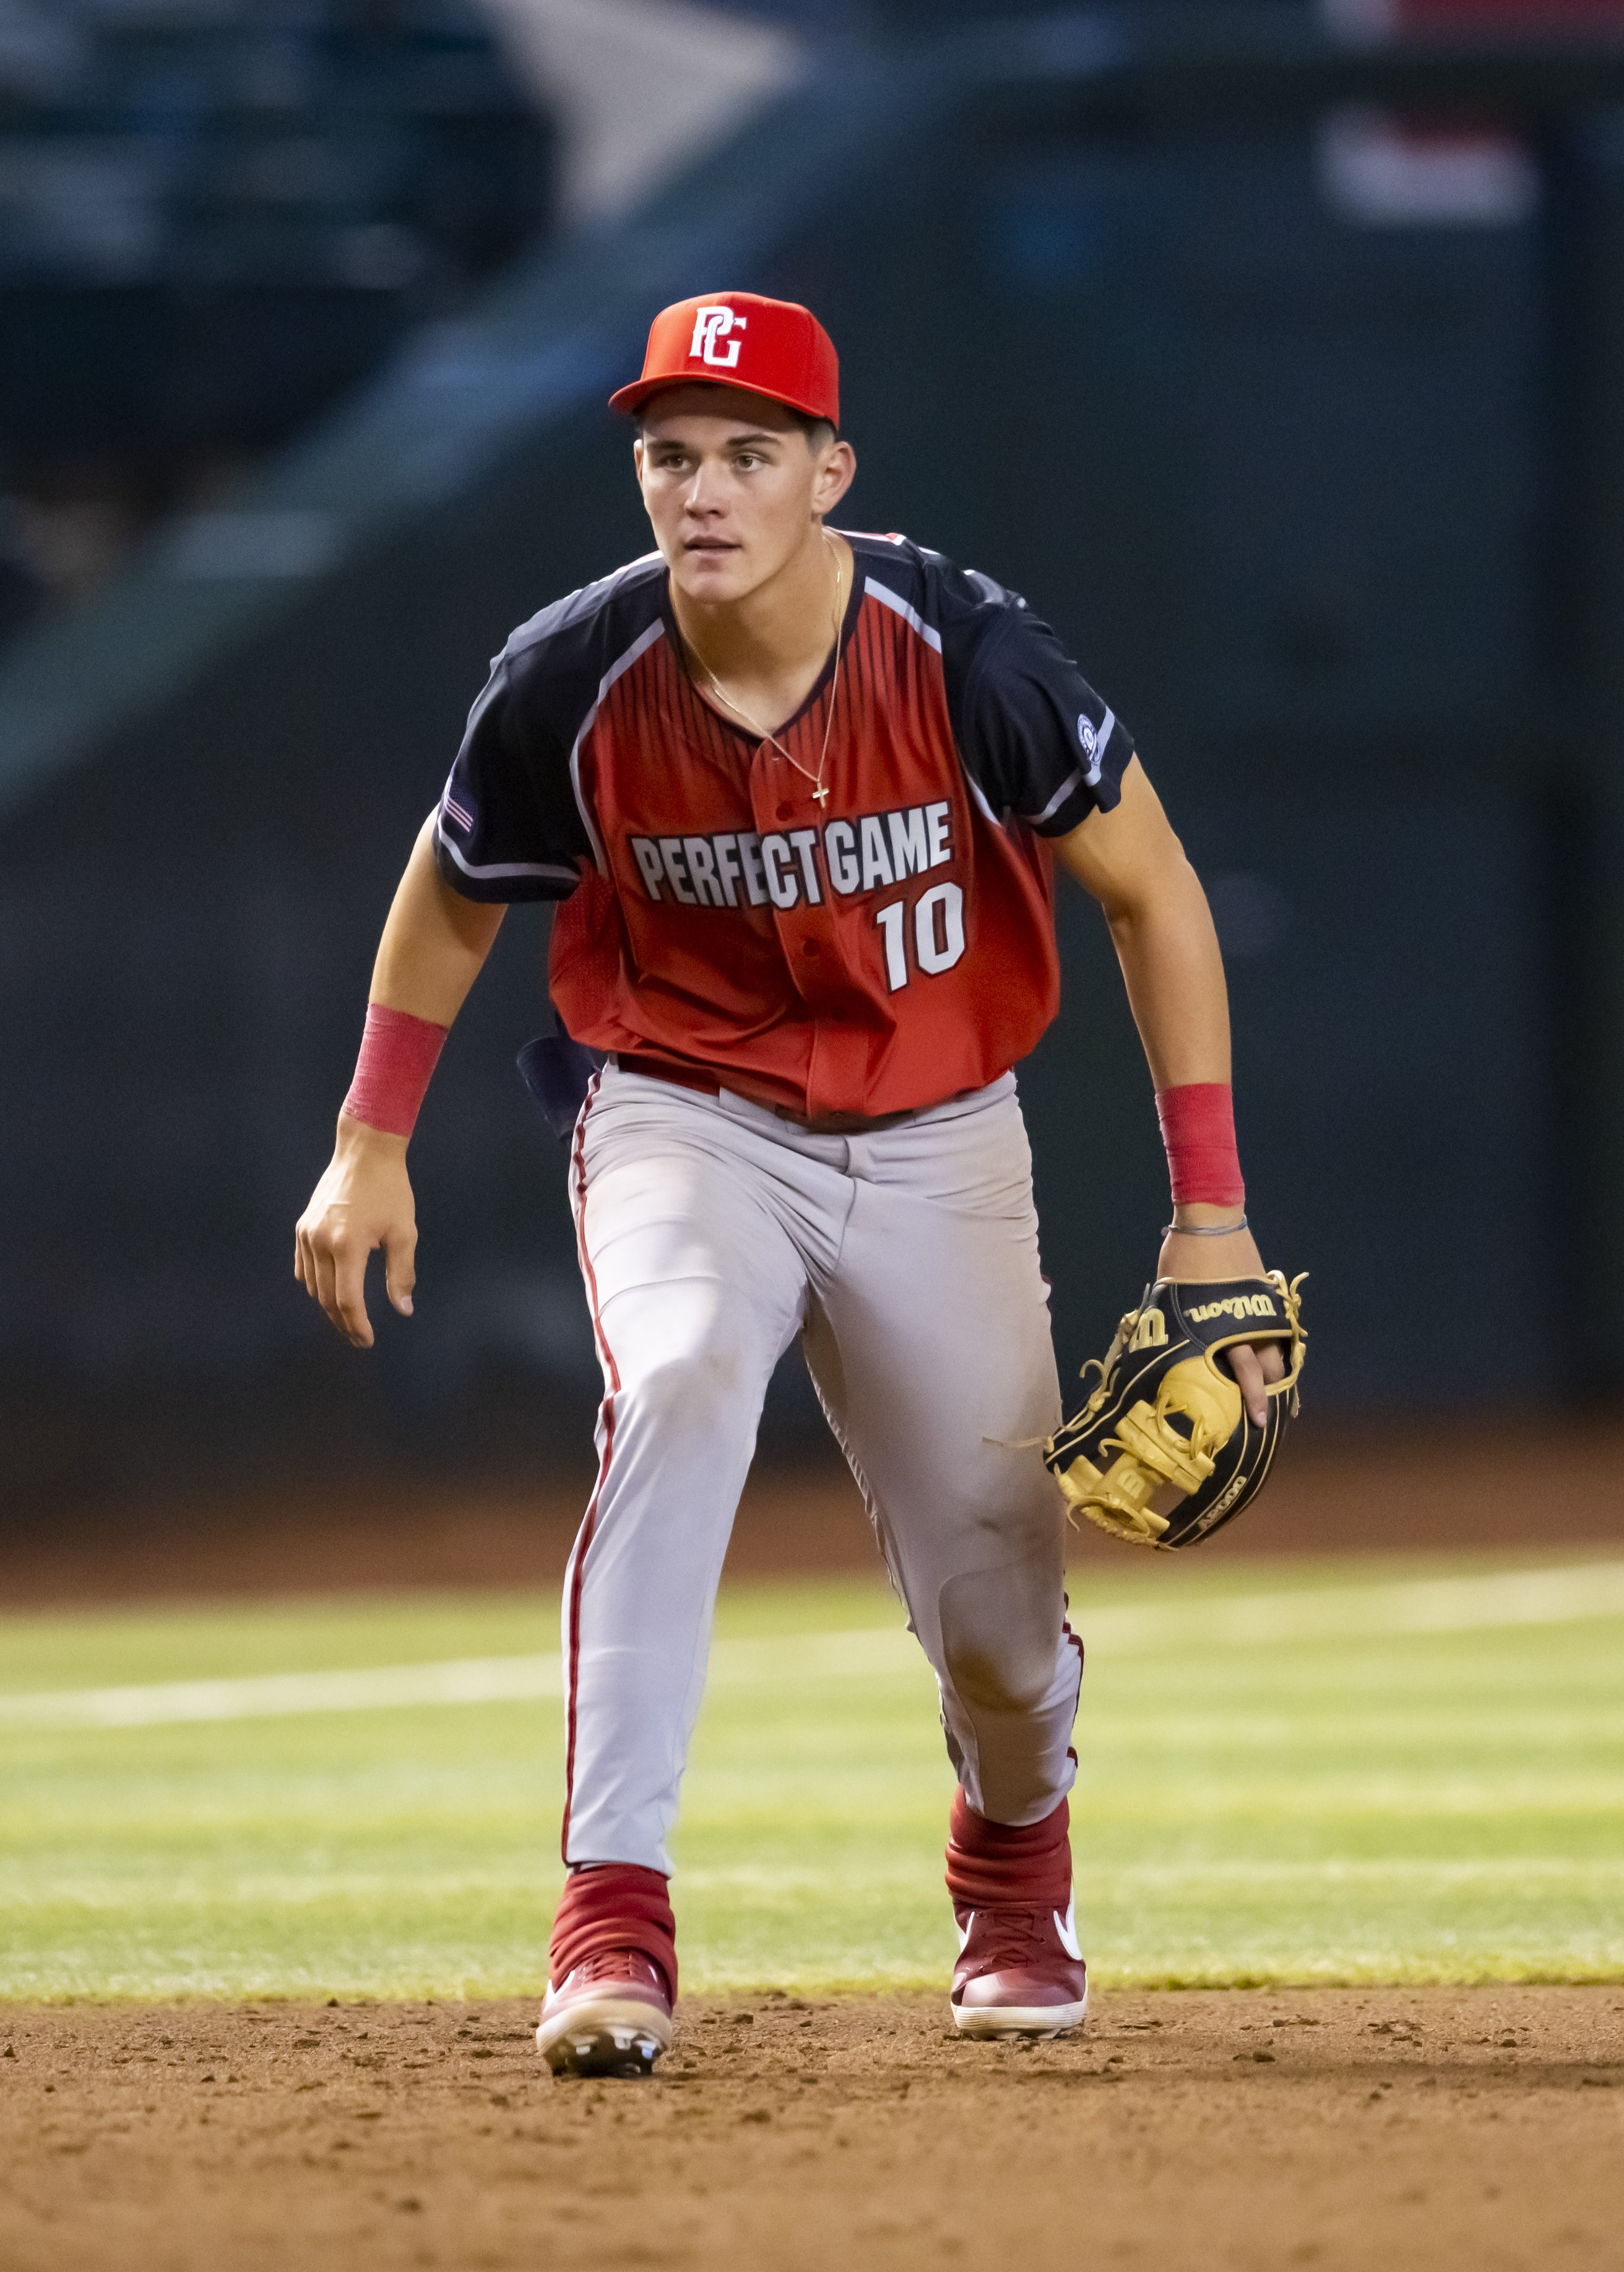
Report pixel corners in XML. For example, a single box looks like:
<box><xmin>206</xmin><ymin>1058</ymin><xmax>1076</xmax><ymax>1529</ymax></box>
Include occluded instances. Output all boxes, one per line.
<box><xmin>689</xmin><ymin>536</ymin><xmax>844</xmax><ymax>809</ymax></box>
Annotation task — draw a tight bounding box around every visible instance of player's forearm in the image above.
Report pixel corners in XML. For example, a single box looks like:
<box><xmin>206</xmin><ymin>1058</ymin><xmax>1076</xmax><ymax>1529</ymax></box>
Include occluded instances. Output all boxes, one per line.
<box><xmin>1054</xmin><ymin>768</ymin><xmax>1242</xmax><ymax>1227</ymax></box>
<box><xmin>1102</xmin><ymin>860</ymin><xmax>1231</xmax><ymax>1095</ymax></box>
<box><xmin>1054</xmin><ymin>757</ymin><xmax>1232</xmax><ymax>1083</ymax></box>
<box><xmin>335</xmin><ymin>816</ymin><xmax>506</xmax><ymax>1145</ymax></box>
<box><xmin>369</xmin><ymin>813</ymin><xmax>506</xmax><ymax>1025</ymax></box>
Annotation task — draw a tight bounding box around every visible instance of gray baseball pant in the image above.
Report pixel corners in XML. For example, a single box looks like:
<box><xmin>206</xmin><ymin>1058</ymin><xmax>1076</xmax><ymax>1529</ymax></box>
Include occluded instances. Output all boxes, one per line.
<box><xmin>561</xmin><ymin>1062</ymin><xmax>1081</xmax><ymax>1875</ymax></box>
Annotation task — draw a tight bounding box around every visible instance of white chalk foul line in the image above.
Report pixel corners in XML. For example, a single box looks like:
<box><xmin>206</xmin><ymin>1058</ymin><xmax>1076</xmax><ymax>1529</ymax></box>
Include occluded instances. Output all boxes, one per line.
<box><xmin>1081</xmin><ymin>1559</ymin><xmax>1624</xmax><ymax>1655</ymax></box>
<box><xmin>0</xmin><ymin>1629</ymin><xmax>919</xmax><ymax>1731</ymax></box>
<box><xmin>0</xmin><ymin>1653</ymin><xmax>566</xmax><ymax>1730</ymax></box>
<box><xmin>3</xmin><ymin>1561</ymin><xmax>1623</xmax><ymax>1731</ymax></box>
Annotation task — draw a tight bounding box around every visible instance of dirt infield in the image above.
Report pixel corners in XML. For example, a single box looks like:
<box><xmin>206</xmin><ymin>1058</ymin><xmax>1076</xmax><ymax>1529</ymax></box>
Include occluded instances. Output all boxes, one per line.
<box><xmin>2</xmin><ymin>1987</ymin><xmax>1620</xmax><ymax>2270</ymax></box>
<box><xmin>6</xmin><ymin>1415</ymin><xmax>1624</xmax><ymax>1606</ymax></box>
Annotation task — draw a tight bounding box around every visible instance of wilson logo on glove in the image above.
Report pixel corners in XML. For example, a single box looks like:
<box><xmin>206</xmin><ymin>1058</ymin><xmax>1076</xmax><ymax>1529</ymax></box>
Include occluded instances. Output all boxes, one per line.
<box><xmin>1128</xmin><ymin>1308</ymin><xmax>1167</xmax><ymax>1351</ymax></box>
<box><xmin>1044</xmin><ymin>1272</ymin><xmax>1307</xmax><ymax>1551</ymax></box>
<box><xmin>1186</xmin><ymin>1292</ymin><xmax>1279</xmax><ymax>1325</ymax></box>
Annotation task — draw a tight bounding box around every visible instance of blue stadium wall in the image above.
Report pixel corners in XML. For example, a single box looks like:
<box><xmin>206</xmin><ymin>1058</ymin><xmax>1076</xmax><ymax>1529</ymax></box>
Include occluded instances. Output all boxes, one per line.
<box><xmin>0</xmin><ymin>27</ymin><xmax>1611</xmax><ymax>1501</ymax></box>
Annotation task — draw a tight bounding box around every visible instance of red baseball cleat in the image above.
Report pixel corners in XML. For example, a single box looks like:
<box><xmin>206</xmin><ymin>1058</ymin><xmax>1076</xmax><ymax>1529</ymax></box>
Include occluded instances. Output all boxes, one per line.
<box><xmin>950</xmin><ymin>1900</ymin><xmax>1089</xmax><ymax>2039</ymax></box>
<box><xmin>535</xmin><ymin>1949</ymin><xmax>673</xmax><ymax>2078</ymax></box>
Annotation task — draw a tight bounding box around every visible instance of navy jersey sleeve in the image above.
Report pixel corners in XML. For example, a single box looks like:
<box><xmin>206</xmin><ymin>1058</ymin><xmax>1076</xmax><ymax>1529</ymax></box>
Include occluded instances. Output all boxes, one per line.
<box><xmin>432</xmin><ymin>648</ymin><xmax>594</xmax><ymax>904</ymax></box>
<box><xmin>937</xmin><ymin>566</ymin><xmax>1133</xmax><ymax>836</ymax></box>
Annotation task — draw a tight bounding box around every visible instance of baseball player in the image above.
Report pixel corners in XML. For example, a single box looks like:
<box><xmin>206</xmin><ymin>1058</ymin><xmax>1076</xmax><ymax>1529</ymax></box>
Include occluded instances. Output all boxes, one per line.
<box><xmin>295</xmin><ymin>291</ymin><xmax>1282</xmax><ymax>2078</ymax></box>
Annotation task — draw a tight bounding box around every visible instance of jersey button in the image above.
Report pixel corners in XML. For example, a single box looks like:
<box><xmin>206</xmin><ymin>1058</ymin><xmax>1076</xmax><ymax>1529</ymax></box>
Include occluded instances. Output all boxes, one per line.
<box><xmin>801</xmin><ymin>940</ymin><xmax>821</xmax><ymax>958</ymax></box>
<box><xmin>776</xmin><ymin>802</ymin><xmax>793</xmax><ymax>821</ymax></box>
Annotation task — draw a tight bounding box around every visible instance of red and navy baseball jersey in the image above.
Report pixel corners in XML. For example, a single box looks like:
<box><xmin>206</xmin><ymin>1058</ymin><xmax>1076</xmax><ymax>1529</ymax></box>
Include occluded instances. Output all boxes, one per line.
<box><xmin>433</xmin><ymin>532</ymin><xmax>1132</xmax><ymax>1118</ymax></box>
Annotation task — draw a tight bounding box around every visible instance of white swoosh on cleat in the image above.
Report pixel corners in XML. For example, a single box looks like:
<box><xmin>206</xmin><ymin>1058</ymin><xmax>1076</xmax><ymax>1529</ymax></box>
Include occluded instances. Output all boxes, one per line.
<box><xmin>1054</xmin><ymin>1902</ymin><xmax>1083</xmax><ymax>1961</ymax></box>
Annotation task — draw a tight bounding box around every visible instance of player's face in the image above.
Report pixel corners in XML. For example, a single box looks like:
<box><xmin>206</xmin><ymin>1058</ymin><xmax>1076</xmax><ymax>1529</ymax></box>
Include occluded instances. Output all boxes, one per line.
<box><xmin>634</xmin><ymin>387</ymin><xmax>854</xmax><ymax>608</ymax></box>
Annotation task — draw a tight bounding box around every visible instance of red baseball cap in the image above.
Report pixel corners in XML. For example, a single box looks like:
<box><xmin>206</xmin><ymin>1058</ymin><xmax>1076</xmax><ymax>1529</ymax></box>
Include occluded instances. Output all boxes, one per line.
<box><xmin>608</xmin><ymin>291</ymin><xmax>839</xmax><ymax>428</ymax></box>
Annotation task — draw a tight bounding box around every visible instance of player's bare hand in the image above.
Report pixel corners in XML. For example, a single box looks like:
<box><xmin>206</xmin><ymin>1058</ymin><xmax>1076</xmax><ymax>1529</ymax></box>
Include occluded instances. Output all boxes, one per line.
<box><xmin>1227</xmin><ymin>1337</ymin><xmax>1286</xmax><ymax>1428</ymax></box>
<box><xmin>294</xmin><ymin>1114</ymin><xmax>418</xmax><ymax>1348</ymax></box>
<box><xmin>1155</xmin><ymin>1218</ymin><xmax>1284</xmax><ymax>1426</ymax></box>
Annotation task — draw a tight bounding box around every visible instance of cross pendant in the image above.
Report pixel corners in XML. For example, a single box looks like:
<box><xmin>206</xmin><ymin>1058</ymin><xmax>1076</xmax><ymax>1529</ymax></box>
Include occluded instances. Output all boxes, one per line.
<box><xmin>813</xmin><ymin>783</ymin><xmax>830</xmax><ymax>807</ymax></box>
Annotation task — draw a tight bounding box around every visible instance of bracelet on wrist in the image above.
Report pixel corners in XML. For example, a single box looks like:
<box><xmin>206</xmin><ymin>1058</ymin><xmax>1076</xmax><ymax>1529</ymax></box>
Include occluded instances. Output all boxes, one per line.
<box><xmin>1161</xmin><ymin>1216</ymin><xmax>1248</xmax><ymax>1237</ymax></box>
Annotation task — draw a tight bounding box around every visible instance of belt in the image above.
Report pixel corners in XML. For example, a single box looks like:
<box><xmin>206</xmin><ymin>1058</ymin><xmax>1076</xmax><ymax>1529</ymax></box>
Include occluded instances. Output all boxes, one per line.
<box><xmin>615</xmin><ymin>1052</ymin><xmax>918</xmax><ymax>1137</ymax></box>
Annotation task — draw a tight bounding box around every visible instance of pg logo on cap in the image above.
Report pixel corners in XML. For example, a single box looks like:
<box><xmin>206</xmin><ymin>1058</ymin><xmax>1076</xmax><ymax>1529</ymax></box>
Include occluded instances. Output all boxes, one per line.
<box><xmin>609</xmin><ymin>290</ymin><xmax>837</xmax><ymax>425</ymax></box>
<box><xmin>689</xmin><ymin>305</ymin><xmax>748</xmax><ymax>369</ymax></box>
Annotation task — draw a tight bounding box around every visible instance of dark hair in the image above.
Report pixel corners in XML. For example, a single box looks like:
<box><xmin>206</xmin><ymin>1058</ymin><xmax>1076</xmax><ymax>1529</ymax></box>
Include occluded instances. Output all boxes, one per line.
<box><xmin>636</xmin><ymin>401</ymin><xmax>836</xmax><ymax>451</ymax></box>
<box><xmin>783</xmin><ymin>410</ymin><xmax>839</xmax><ymax>451</ymax></box>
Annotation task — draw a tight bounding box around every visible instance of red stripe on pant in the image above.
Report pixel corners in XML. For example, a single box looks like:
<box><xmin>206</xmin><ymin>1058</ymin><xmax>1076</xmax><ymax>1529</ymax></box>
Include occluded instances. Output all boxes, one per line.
<box><xmin>1062</xmin><ymin>1600</ymin><xmax>1085</xmax><ymax>1772</ymax></box>
<box><xmin>561</xmin><ymin>1075</ymin><xmax>619</xmax><ymax>1864</ymax></box>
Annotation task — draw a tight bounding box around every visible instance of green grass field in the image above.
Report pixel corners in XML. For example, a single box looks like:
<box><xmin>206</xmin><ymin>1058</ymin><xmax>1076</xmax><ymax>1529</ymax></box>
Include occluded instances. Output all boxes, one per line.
<box><xmin>3</xmin><ymin>1553</ymin><xmax>1623</xmax><ymax>2001</ymax></box>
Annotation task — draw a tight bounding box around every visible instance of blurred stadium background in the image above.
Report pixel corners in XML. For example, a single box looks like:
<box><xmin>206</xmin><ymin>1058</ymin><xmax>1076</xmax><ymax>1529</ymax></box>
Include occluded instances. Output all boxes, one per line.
<box><xmin>4</xmin><ymin>0</ymin><xmax>1624</xmax><ymax>1535</ymax></box>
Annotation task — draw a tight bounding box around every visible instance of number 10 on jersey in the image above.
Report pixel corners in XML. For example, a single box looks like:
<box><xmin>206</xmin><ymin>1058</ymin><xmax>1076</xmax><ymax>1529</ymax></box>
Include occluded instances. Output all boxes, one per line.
<box><xmin>875</xmin><ymin>882</ymin><xmax>965</xmax><ymax>992</ymax></box>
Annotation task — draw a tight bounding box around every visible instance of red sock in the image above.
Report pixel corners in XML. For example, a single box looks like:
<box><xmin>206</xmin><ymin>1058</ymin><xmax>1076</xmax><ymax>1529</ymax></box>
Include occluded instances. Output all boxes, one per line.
<box><xmin>548</xmin><ymin>1863</ymin><xmax>677</xmax><ymax>2001</ymax></box>
<box><xmin>944</xmin><ymin>1789</ymin><xmax>1071</xmax><ymax>1913</ymax></box>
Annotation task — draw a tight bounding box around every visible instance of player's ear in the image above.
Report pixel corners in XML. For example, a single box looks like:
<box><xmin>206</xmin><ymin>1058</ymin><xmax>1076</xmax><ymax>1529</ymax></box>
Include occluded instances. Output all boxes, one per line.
<box><xmin>813</xmin><ymin>438</ymin><xmax>857</xmax><ymax>515</ymax></box>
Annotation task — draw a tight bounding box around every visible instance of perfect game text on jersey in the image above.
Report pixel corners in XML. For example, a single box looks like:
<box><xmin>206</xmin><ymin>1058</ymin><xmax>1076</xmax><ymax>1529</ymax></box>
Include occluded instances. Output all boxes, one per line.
<box><xmin>433</xmin><ymin>533</ymin><xmax>1133</xmax><ymax>1121</ymax></box>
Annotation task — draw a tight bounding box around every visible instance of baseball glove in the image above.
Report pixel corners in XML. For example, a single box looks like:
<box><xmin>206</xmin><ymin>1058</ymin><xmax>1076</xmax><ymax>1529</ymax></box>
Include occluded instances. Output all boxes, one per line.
<box><xmin>1044</xmin><ymin>1272</ymin><xmax>1307</xmax><ymax>1550</ymax></box>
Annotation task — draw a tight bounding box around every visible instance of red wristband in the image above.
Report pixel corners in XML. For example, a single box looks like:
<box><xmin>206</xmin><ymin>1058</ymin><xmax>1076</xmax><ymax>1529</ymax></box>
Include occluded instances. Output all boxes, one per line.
<box><xmin>341</xmin><ymin>1003</ymin><xmax>448</xmax><ymax>1140</ymax></box>
<box><xmin>1155</xmin><ymin>1082</ymin><xmax>1245</xmax><ymax>1208</ymax></box>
